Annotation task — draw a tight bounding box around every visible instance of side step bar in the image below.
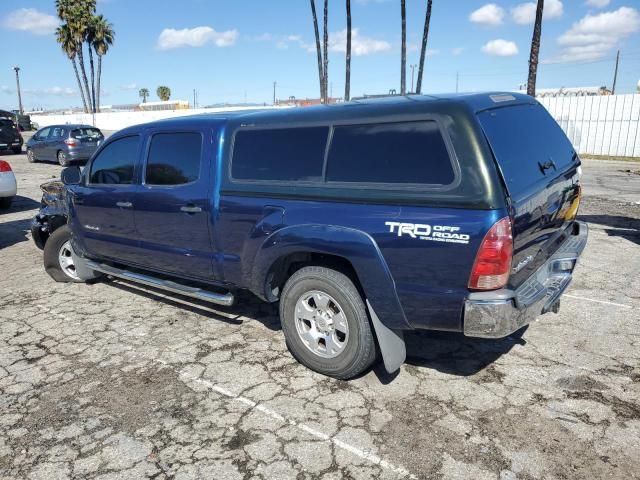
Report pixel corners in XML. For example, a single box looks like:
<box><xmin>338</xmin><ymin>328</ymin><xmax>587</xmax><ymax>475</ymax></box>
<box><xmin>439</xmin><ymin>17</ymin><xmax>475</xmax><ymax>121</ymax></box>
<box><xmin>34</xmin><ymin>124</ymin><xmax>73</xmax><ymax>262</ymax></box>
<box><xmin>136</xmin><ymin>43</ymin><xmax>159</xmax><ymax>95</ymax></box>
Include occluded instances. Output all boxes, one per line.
<box><xmin>86</xmin><ymin>261</ymin><xmax>235</xmax><ymax>307</ymax></box>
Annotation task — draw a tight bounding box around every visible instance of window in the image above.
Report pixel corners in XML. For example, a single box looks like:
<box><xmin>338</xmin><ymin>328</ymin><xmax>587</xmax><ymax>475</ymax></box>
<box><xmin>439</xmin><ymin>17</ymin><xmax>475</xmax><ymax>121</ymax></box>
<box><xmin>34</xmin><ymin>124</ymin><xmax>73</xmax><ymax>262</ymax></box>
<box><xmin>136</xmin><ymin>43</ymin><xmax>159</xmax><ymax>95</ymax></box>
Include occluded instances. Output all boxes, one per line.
<box><xmin>326</xmin><ymin>121</ymin><xmax>455</xmax><ymax>185</ymax></box>
<box><xmin>72</xmin><ymin>128</ymin><xmax>103</xmax><ymax>140</ymax></box>
<box><xmin>89</xmin><ymin>136</ymin><xmax>139</xmax><ymax>185</ymax></box>
<box><xmin>232</xmin><ymin>127</ymin><xmax>329</xmax><ymax>181</ymax></box>
<box><xmin>145</xmin><ymin>132</ymin><xmax>202</xmax><ymax>186</ymax></box>
<box><xmin>51</xmin><ymin>127</ymin><xmax>65</xmax><ymax>138</ymax></box>
<box><xmin>37</xmin><ymin>127</ymin><xmax>51</xmax><ymax>139</ymax></box>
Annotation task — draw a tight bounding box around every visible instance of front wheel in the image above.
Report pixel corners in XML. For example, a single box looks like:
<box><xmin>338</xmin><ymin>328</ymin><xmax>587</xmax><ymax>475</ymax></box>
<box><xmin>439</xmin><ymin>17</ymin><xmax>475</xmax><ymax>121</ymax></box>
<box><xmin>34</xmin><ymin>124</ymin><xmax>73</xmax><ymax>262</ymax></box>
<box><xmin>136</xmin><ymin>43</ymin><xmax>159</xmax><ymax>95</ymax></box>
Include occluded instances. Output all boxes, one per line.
<box><xmin>57</xmin><ymin>150</ymin><xmax>69</xmax><ymax>167</ymax></box>
<box><xmin>279</xmin><ymin>266</ymin><xmax>377</xmax><ymax>380</ymax></box>
<box><xmin>27</xmin><ymin>149</ymin><xmax>36</xmax><ymax>163</ymax></box>
<box><xmin>43</xmin><ymin>225</ymin><xmax>84</xmax><ymax>282</ymax></box>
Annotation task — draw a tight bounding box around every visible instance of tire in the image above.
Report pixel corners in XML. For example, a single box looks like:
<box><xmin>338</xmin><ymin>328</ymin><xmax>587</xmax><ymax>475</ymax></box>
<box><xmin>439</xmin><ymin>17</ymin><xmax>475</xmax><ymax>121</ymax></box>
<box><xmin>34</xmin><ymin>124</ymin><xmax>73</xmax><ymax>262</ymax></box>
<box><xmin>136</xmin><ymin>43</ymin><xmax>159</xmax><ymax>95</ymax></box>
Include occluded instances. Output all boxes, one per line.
<box><xmin>27</xmin><ymin>149</ymin><xmax>36</xmax><ymax>163</ymax></box>
<box><xmin>43</xmin><ymin>225</ymin><xmax>84</xmax><ymax>283</ymax></box>
<box><xmin>57</xmin><ymin>150</ymin><xmax>69</xmax><ymax>167</ymax></box>
<box><xmin>0</xmin><ymin>197</ymin><xmax>12</xmax><ymax>210</ymax></box>
<box><xmin>12</xmin><ymin>147</ymin><xmax>21</xmax><ymax>155</ymax></box>
<box><xmin>279</xmin><ymin>266</ymin><xmax>377</xmax><ymax>379</ymax></box>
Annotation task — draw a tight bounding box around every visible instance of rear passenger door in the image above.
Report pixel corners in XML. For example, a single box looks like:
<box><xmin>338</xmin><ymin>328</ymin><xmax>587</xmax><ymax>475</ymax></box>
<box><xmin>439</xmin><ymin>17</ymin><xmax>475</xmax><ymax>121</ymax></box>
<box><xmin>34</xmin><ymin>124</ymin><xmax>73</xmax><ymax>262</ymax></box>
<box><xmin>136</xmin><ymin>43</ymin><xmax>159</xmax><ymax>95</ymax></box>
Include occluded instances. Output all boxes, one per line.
<box><xmin>132</xmin><ymin>129</ymin><xmax>214</xmax><ymax>280</ymax></box>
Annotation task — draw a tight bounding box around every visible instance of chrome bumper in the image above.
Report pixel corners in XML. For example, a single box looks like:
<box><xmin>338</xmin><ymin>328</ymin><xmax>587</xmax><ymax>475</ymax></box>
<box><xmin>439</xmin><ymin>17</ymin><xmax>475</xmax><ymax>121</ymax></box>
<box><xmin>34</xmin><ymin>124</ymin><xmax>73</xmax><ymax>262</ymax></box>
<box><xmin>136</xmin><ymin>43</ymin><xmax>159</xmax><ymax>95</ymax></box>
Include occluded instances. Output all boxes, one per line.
<box><xmin>463</xmin><ymin>221</ymin><xmax>588</xmax><ymax>338</ymax></box>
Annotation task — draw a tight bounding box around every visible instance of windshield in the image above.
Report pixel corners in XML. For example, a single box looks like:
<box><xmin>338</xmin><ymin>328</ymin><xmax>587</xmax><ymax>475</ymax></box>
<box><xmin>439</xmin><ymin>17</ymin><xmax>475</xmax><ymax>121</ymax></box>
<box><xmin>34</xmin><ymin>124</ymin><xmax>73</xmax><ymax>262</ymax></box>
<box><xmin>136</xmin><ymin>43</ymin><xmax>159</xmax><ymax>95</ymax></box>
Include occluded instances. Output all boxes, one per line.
<box><xmin>71</xmin><ymin>128</ymin><xmax>103</xmax><ymax>140</ymax></box>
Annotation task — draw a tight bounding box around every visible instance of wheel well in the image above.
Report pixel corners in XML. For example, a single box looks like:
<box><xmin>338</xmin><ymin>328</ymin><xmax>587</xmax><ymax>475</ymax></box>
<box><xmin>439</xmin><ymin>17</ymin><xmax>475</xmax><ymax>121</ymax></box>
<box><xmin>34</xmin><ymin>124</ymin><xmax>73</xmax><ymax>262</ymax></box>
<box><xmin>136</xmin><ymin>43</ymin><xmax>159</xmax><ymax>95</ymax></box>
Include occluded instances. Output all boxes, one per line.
<box><xmin>264</xmin><ymin>252</ymin><xmax>363</xmax><ymax>302</ymax></box>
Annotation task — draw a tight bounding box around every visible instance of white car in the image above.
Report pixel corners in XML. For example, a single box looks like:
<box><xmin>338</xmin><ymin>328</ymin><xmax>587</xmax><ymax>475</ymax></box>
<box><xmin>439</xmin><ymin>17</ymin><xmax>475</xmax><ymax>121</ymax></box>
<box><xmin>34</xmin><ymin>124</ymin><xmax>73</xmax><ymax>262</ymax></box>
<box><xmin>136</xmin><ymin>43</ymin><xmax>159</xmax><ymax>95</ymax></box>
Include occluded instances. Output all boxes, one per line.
<box><xmin>0</xmin><ymin>159</ymin><xmax>17</xmax><ymax>210</ymax></box>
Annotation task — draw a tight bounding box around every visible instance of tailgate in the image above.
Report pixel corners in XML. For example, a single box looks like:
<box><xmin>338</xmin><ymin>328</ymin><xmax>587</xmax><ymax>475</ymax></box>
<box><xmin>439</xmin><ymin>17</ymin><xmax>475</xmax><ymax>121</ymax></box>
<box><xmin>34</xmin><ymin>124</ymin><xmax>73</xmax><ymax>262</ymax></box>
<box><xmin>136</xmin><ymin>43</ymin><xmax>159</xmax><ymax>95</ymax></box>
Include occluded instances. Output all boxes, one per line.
<box><xmin>477</xmin><ymin>103</ymin><xmax>582</xmax><ymax>288</ymax></box>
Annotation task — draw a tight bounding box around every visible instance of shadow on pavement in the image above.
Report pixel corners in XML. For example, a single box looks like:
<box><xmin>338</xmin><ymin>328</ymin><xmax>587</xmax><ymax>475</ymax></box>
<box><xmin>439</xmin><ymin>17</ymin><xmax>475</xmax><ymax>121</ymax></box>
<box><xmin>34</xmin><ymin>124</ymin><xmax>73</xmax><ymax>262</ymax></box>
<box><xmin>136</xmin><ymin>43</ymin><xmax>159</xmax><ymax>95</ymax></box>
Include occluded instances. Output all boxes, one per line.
<box><xmin>0</xmin><ymin>217</ymin><xmax>32</xmax><ymax>250</ymax></box>
<box><xmin>3</xmin><ymin>195</ymin><xmax>40</xmax><ymax>214</ymax></box>
<box><xmin>579</xmin><ymin>214</ymin><xmax>640</xmax><ymax>245</ymax></box>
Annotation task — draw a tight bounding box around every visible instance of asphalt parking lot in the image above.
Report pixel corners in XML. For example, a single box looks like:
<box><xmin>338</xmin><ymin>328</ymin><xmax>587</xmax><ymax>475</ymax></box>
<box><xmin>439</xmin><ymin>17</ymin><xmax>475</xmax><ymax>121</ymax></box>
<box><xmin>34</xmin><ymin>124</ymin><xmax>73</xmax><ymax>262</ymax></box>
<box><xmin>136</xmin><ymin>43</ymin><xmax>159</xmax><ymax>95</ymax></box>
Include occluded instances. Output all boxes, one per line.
<box><xmin>0</xmin><ymin>147</ymin><xmax>639</xmax><ymax>480</ymax></box>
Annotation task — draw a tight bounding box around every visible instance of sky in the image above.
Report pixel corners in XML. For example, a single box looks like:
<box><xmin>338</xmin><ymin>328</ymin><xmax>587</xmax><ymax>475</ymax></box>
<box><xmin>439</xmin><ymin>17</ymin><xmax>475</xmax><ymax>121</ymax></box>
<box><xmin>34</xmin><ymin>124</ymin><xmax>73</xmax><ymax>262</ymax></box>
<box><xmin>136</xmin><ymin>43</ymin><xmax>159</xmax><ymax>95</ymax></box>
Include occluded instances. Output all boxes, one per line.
<box><xmin>0</xmin><ymin>0</ymin><xmax>639</xmax><ymax>111</ymax></box>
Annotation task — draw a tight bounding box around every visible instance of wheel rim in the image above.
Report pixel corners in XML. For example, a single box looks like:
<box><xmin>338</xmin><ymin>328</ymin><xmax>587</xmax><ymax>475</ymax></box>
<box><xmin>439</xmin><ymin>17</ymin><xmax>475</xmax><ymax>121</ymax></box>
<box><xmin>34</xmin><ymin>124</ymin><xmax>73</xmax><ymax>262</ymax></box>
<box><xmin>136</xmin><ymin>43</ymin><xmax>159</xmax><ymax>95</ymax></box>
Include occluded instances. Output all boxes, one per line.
<box><xmin>27</xmin><ymin>150</ymin><xmax>34</xmax><ymax>161</ymax></box>
<box><xmin>58</xmin><ymin>240</ymin><xmax>79</xmax><ymax>280</ymax></box>
<box><xmin>294</xmin><ymin>290</ymin><xmax>350</xmax><ymax>359</ymax></box>
<box><xmin>58</xmin><ymin>152</ymin><xmax>66</xmax><ymax>165</ymax></box>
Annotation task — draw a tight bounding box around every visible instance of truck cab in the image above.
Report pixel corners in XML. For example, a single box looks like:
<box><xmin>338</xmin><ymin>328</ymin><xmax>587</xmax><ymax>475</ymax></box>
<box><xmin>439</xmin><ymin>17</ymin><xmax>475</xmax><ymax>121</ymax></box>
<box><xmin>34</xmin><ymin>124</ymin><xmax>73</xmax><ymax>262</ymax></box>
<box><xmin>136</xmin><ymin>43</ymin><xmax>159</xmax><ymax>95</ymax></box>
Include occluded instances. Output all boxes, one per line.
<box><xmin>50</xmin><ymin>93</ymin><xmax>587</xmax><ymax>379</ymax></box>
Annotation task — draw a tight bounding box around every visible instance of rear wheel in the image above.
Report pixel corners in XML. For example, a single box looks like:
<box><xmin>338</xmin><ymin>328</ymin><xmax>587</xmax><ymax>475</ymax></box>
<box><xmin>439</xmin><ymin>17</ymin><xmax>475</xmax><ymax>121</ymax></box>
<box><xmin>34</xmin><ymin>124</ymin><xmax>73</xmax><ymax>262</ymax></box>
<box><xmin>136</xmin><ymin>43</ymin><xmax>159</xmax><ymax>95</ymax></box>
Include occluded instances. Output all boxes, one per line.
<box><xmin>43</xmin><ymin>225</ymin><xmax>83</xmax><ymax>282</ymax></box>
<box><xmin>0</xmin><ymin>197</ymin><xmax>12</xmax><ymax>210</ymax></box>
<box><xmin>279</xmin><ymin>266</ymin><xmax>377</xmax><ymax>379</ymax></box>
<box><xmin>27</xmin><ymin>149</ymin><xmax>36</xmax><ymax>163</ymax></box>
<box><xmin>57</xmin><ymin>150</ymin><xmax>69</xmax><ymax>167</ymax></box>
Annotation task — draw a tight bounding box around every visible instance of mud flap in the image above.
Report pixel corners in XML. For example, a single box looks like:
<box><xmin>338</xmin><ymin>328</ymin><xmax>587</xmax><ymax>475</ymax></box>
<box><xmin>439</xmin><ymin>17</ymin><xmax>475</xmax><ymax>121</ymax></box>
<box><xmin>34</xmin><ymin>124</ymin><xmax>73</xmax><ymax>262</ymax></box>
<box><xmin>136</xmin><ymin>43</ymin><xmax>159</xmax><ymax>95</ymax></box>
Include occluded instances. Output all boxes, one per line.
<box><xmin>367</xmin><ymin>300</ymin><xmax>406</xmax><ymax>374</ymax></box>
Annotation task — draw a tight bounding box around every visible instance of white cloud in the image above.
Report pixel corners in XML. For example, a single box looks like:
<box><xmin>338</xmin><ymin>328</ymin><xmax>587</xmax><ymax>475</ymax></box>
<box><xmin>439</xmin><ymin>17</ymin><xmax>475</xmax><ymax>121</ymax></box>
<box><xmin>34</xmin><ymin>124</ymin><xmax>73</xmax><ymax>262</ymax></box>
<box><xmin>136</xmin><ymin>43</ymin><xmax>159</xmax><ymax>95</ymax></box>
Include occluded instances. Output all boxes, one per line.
<box><xmin>481</xmin><ymin>39</ymin><xmax>519</xmax><ymax>56</ymax></box>
<box><xmin>511</xmin><ymin>0</ymin><xmax>563</xmax><ymax>24</ymax></box>
<box><xmin>547</xmin><ymin>7</ymin><xmax>640</xmax><ymax>63</ymax></box>
<box><xmin>120</xmin><ymin>83</ymin><xmax>138</xmax><ymax>91</ymax></box>
<box><xmin>324</xmin><ymin>28</ymin><xmax>391</xmax><ymax>56</ymax></box>
<box><xmin>585</xmin><ymin>0</ymin><xmax>610</xmax><ymax>7</ymax></box>
<box><xmin>16</xmin><ymin>86</ymin><xmax>77</xmax><ymax>97</ymax></box>
<box><xmin>469</xmin><ymin>4</ymin><xmax>505</xmax><ymax>26</ymax></box>
<box><xmin>3</xmin><ymin>8</ymin><xmax>58</xmax><ymax>35</ymax></box>
<box><xmin>452</xmin><ymin>47</ymin><xmax>465</xmax><ymax>55</ymax></box>
<box><xmin>157</xmin><ymin>26</ymin><xmax>239</xmax><ymax>50</ymax></box>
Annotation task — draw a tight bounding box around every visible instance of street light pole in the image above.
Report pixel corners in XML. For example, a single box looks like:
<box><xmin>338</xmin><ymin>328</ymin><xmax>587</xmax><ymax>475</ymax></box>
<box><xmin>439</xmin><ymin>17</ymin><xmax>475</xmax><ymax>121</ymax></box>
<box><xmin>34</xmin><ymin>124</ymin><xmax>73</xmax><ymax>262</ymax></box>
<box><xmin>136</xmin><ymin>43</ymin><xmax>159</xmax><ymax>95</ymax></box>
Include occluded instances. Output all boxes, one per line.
<box><xmin>13</xmin><ymin>66</ymin><xmax>23</xmax><ymax>115</ymax></box>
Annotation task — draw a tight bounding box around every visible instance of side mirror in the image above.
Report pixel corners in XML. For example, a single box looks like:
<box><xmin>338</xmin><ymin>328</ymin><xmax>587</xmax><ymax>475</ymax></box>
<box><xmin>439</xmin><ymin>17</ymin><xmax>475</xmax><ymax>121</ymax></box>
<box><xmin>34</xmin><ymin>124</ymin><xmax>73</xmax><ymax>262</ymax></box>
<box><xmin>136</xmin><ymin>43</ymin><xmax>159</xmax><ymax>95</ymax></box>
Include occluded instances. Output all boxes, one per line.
<box><xmin>61</xmin><ymin>166</ymin><xmax>81</xmax><ymax>185</ymax></box>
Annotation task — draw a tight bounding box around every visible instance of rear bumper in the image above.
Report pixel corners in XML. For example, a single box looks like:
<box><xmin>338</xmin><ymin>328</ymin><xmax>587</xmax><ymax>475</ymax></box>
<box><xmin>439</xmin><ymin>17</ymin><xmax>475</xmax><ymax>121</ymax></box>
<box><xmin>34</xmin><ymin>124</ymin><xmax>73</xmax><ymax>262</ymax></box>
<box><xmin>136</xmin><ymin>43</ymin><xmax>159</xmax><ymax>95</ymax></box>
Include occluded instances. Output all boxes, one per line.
<box><xmin>0</xmin><ymin>172</ymin><xmax>17</xmax><ymax>197</ymax></box>
<box><xmin>463</xmin><ymin>221</ymin><xmax>588</xmax><ymax>338</ymax></box>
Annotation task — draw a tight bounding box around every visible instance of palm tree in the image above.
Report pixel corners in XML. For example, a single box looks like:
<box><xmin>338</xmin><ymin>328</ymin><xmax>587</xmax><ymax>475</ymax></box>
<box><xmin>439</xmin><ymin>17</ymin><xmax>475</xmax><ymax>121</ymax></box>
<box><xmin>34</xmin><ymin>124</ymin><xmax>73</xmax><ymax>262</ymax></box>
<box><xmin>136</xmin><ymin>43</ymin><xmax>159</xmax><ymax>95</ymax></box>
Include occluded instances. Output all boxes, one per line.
<box><xmin>527</xmin><ymin>0</ymin><xmax>544</xmax><ymax>97</ymax></box>
<box><xmin>157</xmin><ymin>86</ymin><xmax>171</xmax><ymax>102</ymax></box>
<box><xmin>139</xmin><ymin>88</ymin><xmax>150</xmax><ymax>103</ymax></box>
<box><xmin>56</xmin><ymin>0</ymin><xmax>97</xmax><ymax>112</ymax></box>
<box><xmin>56</xmin><ymin>24</ymin><xmax>89</xmax><ymax>112</ymax></box>
<box><xmin>323</xmin><ymin>0</ymin><xmax>329</xmax><ymax>102</ymax></box>
<box><xmin>416</xmin><ymin>0</ymin><xmax>433</xmax><ymax>95</ymax></box>
<box><xmin>310</xmin><ymin>0</ymin><xmax>325</xmax><ymax>101</ymax></box>
<box><xmin>400</xmin><ymin>0</ymin><xmax>407</xmax><ymax>95</ymax></box>
<box><xmin>345</xmin><ymin>0</ymin><xmax>352</xmax><ymax>102</ymax></box>
<box><xmin>91</xmin><ymin>14</ymin><xmax>114</xmax><ymax>112</ymax></box>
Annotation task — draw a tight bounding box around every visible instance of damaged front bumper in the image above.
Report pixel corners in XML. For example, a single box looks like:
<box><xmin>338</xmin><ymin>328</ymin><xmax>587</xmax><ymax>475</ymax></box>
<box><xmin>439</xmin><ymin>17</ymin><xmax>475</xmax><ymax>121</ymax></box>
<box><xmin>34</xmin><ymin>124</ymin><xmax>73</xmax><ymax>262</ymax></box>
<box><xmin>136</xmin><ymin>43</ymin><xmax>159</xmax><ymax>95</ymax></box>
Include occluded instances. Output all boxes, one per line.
<box><xmin>463</xmin><ymin>221</ymin><xmax>589</xmax><ymax>338</ymax></box>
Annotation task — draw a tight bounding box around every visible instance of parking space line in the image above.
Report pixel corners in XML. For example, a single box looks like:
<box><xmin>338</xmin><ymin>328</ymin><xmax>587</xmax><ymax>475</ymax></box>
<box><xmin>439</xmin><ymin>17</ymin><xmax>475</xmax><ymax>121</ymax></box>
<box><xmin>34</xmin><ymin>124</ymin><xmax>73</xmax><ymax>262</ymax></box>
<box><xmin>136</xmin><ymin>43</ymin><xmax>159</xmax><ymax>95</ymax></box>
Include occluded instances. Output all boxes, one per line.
<box><xmin>179</xmin><ymin>371</ymin><xmax>417</xmax><ymax>479</ymax></box>
<box><xmin>564</xmin><ymin>294</ymin><xmax>633</xmax><ymax>309</ymax></box>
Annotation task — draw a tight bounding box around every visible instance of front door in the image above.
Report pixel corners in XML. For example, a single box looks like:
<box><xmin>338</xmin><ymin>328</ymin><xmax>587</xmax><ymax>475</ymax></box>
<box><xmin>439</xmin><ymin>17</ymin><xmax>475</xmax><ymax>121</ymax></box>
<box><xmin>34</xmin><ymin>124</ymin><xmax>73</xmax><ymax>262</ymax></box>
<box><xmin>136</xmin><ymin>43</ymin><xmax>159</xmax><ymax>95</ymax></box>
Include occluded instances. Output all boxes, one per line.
<box><xmin>31</xmin><ymin>127</ymin><xmax>50</xmax><ymax>159</ymax></box>
<box><xmin>132</xmin><ymin>129</ymin><xmax>215</xmax><ymax>280</ymax></box>
<box><xmin>72</xmin><ymin>134</ymin><xmax>142</xmax><ymax>263</ymax></box>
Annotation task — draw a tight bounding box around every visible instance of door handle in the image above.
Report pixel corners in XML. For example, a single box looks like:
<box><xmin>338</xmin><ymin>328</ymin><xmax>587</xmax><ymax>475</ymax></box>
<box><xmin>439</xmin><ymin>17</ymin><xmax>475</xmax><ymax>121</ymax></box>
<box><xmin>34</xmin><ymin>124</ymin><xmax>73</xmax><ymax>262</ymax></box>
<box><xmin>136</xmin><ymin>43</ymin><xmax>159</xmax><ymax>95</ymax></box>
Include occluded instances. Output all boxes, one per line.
<box><xmin>116</xmin><ymin>201</ymin><xmax>133</xmax><ymax>208</ymax></box>
<box><xmin>180</xmin><ymin>205</ymin><xmax>202</xmax><ymax>214</ymax></box>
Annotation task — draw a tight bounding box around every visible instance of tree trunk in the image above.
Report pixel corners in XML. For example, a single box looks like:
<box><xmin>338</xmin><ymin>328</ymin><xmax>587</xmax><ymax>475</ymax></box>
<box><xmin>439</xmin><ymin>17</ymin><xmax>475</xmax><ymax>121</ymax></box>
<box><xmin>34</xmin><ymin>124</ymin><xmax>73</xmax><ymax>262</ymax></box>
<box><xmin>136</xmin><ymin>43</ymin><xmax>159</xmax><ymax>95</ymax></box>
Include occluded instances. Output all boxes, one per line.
<box><xmin>323</xmin><ymin>0</ymin><xmax>329</xmax><ymax>102</ymax></box>
<box><xmin>310</xmin><ymin>0</ymin><xmax>325</xmax><ymax>101</ymax></box>
<box><xmin>400</xmin><ymin>0</ymin><xmax>406</xmax><ymax>95</ymax></box>
<box><xmin>87</xmin><ymin>41</ymin><xmax>96</xmax><ymax>113</ymax></box>
<box><xmin>416</xmin><ymin>0</ymin><xmax>433</xmax><ymax>95</ymax></box>
<box><xmin>72</xmin><ymin>56</ymin><xmax>89</xmax><ymax>113</ymax></box>
<box><xmin>76</xmin><ymin>45</ymin><xmax>93</xmax><ymax>113</ymax></box>
<box><xmin>96</xmin><ymin>55</ymin><xmax>102</xmax><ymax>113</ymax></box>
<box><xmin>345</xmin><ymin>0</ymin><xmax>352</xmax><ymax>102</ymax></box>
<box><xmin>527</xmin><ymin>0</ymin><xmax>544</xmax><ymax>97</ymax></box>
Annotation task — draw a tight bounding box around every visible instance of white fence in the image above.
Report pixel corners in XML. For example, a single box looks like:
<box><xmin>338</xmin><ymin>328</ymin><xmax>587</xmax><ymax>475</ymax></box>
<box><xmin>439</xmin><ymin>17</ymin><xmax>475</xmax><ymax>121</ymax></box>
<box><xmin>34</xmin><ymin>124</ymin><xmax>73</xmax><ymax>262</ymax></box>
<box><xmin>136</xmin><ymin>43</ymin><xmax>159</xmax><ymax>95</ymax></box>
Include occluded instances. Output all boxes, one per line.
<box><xmin>31</xmin><ymin>95</ymin><xmax>640</xmax><ymax>157</ymax></box>
<box><xmin>30</xmin><ymin>106</ymin><xmax>281</xmax><ymax>132</ymax></box>
<box><xmin>540</xmin><ymin>94</ymin><xmax>640</xmax><ymax>158</ymax></box>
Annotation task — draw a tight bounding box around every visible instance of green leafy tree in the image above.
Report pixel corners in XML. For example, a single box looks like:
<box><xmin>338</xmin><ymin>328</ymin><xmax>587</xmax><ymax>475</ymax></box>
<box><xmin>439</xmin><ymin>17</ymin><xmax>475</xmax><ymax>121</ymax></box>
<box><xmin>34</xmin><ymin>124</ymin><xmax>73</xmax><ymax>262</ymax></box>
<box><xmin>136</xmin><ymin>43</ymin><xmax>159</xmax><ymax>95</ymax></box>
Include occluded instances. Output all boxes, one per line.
<box><xmin>139</xmin><ymin>88</ymin><xmax>150</xmax><ymax>103</ymax></box>
<box><xmin>157</xmin><ymin>86</ymin><xmax>171</xmax><ymax>101</ymax></box>
<box><xmin>56</xmin><ymin>23</ymin><xmax>89</xmax><ymax>112</ymax></box>
<box><xmin>91</xmin><ymin>14</ymin><xmax>114</xmax><ymax>112</ymax></box>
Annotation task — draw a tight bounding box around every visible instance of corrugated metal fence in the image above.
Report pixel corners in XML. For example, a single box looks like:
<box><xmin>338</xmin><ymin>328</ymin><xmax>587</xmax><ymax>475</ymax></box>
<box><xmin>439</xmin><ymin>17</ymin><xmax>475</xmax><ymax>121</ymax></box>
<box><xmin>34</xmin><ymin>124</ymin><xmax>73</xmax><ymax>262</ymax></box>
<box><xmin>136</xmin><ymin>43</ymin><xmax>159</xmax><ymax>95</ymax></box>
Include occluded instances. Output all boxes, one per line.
<box><xmin>540</xmin><ymin>94</ymin><xmax>640</xmax><ymax>158</ymax></box>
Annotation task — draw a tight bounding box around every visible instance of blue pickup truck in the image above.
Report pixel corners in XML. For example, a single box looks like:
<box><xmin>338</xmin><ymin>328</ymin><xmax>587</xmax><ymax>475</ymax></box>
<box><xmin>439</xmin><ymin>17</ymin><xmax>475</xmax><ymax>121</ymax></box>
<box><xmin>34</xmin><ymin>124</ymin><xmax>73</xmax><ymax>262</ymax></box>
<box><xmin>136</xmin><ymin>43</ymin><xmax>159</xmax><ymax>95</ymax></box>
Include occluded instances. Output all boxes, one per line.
<box><xmin>46</xmin><ymin>93</ymin><xmax>587</xmax><ymax>379</ymax></box>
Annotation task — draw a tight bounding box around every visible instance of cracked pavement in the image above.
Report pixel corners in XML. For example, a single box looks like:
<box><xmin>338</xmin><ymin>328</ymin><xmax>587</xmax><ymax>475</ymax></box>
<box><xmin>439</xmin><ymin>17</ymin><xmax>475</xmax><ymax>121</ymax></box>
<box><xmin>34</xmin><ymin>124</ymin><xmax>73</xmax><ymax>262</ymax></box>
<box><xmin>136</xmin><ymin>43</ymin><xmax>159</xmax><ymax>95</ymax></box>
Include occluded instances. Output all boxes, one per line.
<box><xmin>1</xmin><ymin>150</ymin><xmax>639</xmax><ymax>480</ymax></box>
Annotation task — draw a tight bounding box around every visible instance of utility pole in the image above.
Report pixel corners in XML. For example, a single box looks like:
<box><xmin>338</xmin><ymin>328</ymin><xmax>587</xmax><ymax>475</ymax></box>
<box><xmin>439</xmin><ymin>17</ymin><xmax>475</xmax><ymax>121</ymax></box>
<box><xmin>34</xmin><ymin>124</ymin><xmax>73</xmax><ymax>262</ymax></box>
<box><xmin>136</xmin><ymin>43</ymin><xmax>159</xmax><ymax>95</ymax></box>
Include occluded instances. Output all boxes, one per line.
<box><xmin>612</xmin><ymin>50</ymin><xmax>620</xmax><ymax>95</ymax></box>
<box><xmin>13</xmin><ymin>66</ymin><xmax>23</xmax><ymax>115</ymax></box>
<box><xmin>273</xmin><ymin>81</ymin><xmax>276</xmax><ymax>105</ymax></box>
<box><xmin>410</xmin><ymin>64</ymin><xmax>417</xmax><ymax>93</ymax></box>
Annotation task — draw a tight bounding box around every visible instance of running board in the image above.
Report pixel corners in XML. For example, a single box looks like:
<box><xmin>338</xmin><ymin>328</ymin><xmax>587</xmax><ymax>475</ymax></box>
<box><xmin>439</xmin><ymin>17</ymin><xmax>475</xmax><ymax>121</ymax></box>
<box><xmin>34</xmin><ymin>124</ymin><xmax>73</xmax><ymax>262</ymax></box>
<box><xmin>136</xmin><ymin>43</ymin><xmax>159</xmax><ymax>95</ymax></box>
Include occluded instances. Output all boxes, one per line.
<box><xmin>86</xmin><ymin>261</ymin><xmax>235</xmax><ymax>307</ymax></box>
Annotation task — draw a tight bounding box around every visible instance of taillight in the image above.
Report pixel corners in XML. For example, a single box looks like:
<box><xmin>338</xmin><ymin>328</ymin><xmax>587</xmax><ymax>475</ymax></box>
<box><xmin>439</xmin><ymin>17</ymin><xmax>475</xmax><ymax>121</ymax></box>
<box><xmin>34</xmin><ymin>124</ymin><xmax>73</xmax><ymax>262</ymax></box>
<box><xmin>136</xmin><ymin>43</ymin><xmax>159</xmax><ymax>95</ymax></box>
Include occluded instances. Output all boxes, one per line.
<box><xmin>0</xmin><ymin>160</ymin><xmax>12</xmax><ymax>172</ymax></box>
<box><xmin>64</xmin><ymin>138</ymin><xmax>78</xmax><ymax>147</ymax></box>
<box><xmin>468</xmin><ymin>217</ymin><xmax>513</xmax><ymax>290</ymax></box>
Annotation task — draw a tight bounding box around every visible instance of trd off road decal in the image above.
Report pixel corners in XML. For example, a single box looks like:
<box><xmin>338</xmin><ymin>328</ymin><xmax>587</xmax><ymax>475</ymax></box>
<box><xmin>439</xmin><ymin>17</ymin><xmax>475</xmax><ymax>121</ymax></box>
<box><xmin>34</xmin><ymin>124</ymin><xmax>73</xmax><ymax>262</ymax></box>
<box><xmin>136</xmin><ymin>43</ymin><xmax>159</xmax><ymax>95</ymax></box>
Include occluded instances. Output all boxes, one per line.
<box><xmin>385</xmin><ymin>222</ymin><xmax>470</xmax><ymax>245</ymax></box>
